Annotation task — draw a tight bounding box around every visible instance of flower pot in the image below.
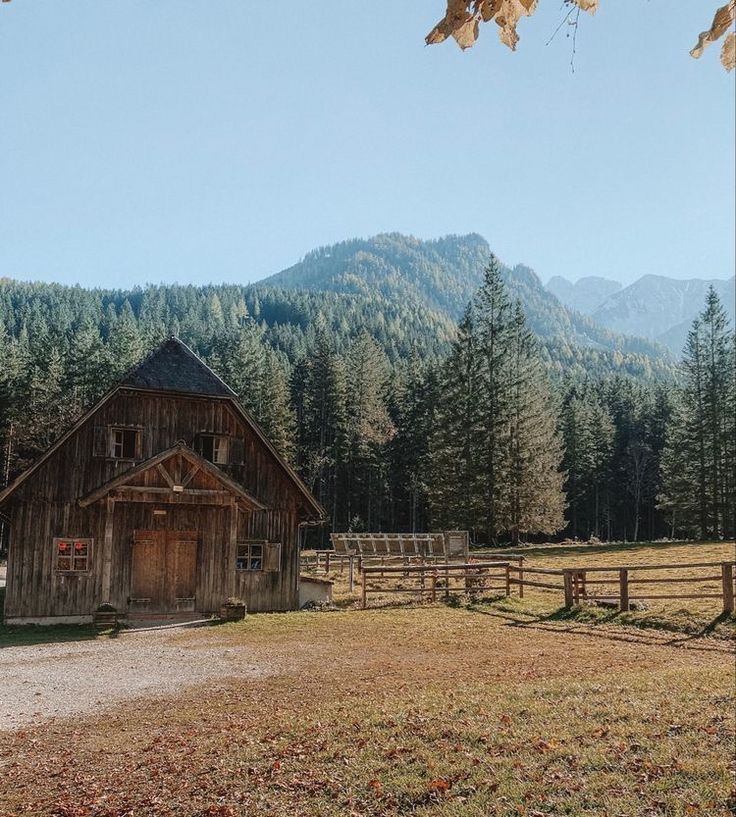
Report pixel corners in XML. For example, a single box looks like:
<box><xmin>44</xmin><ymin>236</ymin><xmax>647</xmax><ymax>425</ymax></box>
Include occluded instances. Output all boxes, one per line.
<box><xmin>220</xmin><ymin>603</ymin><xmax>246</xmax><ymax>622</ymax></box>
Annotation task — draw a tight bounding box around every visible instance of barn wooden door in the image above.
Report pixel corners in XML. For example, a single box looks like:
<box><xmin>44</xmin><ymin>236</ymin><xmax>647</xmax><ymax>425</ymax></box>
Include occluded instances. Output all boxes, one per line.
<box><xmin>131</xmin><ymin>530</ymin><xmax>198</xmax><ymax>612</ymax></box>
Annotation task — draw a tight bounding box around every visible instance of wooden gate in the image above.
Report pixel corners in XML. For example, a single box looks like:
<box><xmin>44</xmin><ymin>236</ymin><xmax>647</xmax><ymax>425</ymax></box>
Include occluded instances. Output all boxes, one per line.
<box><xmin>131</xmin><ymin>530</ymin><xmax>198</xmax><ymax>612</ymax></box>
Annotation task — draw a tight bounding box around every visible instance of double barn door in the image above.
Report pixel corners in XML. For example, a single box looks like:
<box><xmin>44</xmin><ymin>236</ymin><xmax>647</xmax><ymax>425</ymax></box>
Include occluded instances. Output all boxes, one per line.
<box><xmin>131</xmin><ymin>530</ymin><xmax>198</xmax><ymax>612</ymax></box>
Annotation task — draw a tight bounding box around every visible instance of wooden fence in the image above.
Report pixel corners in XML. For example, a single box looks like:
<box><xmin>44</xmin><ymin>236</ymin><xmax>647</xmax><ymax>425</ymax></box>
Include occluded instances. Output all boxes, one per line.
<box><xmin>361</xmin><ymin>561</ymin><xmax>511</xmax><ymax>608</ymax></box>
<box><xmin>507</xmin><ymin>560</ymin><xmax>736</xmax><ymax>613</ymax></box>
<box><xmin>302</xmin><ymin>550</ymin><xmax>735</xmax><ymax>615</ymax></box>
<box><xmin>301</xmin><ymin>551</ymin><xmax>525</xmax><ymax>596</ymax></box>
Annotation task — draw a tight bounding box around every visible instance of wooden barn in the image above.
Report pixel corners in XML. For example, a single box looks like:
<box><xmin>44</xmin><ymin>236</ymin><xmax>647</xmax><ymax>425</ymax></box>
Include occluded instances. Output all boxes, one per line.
<box><xmin>0</xmin><ymin>337</ymin><xmax>324</xmax><ymax>624</ymax></box>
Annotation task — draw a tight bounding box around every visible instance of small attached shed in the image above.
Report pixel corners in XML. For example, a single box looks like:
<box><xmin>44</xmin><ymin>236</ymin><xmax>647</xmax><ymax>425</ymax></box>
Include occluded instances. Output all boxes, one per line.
<box><xmin>299</xmin><ymin>575</ymin><xmax>334</xmax><ymax>608</ymax></box>
<box><xmin>0</xmin><ymin>338</ymin><xmax>324</xmax><ymax>624</ymax></box>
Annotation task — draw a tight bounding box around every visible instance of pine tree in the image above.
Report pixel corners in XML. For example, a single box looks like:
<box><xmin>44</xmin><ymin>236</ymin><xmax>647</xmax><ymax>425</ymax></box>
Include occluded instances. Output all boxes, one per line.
<box><xmin>473</xmin><ymin>257</ymin><xmax>514</xmax><ymax>544</ymax></box>
<box><xmin>106</xmin><ymin>302</ymin><xmax>144</xmax><ymax>379</ymax></box>
<box><xmin>343</xmin><ymin>332</ymin><xmax>395</xmax><ymax>531</ymax></box>
<box><xmin>660</xmin><ymin>288</ymin><xmax>735</xmax><ymax>539</ymax></box>
<box><xmin>259</xmin><ymin>351</ymin><xmax>296</xmax><ymax>462</ymax></box>
<box><xmin>428</xmin><ymin>306</ymin><xmax>483</xmax><ymax>533</ymax></box>
<box><xmin>430</xmin><ymin>257</ymin><xmax>565</xmax><ymax>544</ymax></box>
<box><xmin>299</xmin><ymin>328</ymin><xmax>348</xmax><ymax>535</ymax></box>
<box><xmin>64</xmin><ymin>319</ymin><xmax>109</xmax><ymax>413</ymax></box>
<box><xmin>503</xmin><ymin>302</ymin><xmax>566</xmax><ymax>544</ymax></box>
<box><xmin>388</xmin><ymin>352</ymin><xmax>438</xmax><ymax>531</ymax></box>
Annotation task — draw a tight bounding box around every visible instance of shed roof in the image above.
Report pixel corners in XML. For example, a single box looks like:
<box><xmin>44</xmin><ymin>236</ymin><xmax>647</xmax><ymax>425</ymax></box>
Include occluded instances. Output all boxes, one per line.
<box><xmin>121</xmin><ymin>337</ymin><xmax>235</xmax><ymax>397</ymax></box>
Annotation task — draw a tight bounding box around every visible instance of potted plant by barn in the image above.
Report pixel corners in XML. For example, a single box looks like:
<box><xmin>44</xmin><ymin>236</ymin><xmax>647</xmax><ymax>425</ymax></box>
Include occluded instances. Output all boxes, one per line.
<box><xmin>220</xmin><ymin>597</ymin><xmax>246</xmax><ymax>621</ymax></box>
<box><xmin>93</xmin><ymin>602</ymin><xmax>119</xmax><ymax>631</ymax></box>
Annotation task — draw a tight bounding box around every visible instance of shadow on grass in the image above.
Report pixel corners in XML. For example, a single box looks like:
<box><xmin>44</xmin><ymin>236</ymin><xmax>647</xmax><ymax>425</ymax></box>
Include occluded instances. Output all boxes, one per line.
<box><xmin>0</xmin><ymin>622</ymin><xmax>100</xmax><ymax>649</ymax></box>
<box><xmin>465</xmin><ymin>597</ymin><xmax>736</xmax><ymax>654</ymax></box>
<box><xmin>0</xmin><ymin>585</ymin><xmax>105</xmax><ymax>648</ymax></box>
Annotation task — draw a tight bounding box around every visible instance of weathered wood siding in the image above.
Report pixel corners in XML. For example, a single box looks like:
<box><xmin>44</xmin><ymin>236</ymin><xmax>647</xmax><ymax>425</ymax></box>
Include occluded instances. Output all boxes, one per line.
<box><xmin>3</xmin><ymin>389</ymin><xmax>309</xmax><ymax>619</ymax></box>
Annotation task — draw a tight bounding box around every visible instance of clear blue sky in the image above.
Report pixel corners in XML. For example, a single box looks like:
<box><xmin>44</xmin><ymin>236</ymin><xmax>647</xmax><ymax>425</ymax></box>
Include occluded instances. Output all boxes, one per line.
<box><xmin>1</xmin><ymin>1</ymin><xmax>734</xmax><ymax>288</ymax></box>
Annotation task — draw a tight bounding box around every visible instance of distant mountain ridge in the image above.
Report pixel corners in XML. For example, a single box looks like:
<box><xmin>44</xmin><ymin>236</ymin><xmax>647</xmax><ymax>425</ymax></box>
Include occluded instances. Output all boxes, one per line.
<box><xmin>261</xmin><ymin>232</ymin><xmax>643</xmax><ymax>349</ymax></box>
<box><xmin>546</xmin><ymin>275</ymin><xmax>622</xmax><ymax>314</ymax></box>
<box><xmin>547</xmin><ymin>272</ymin><xmax>735</xmax><ymax>354</ymax></box>
<box><xmin>259</xmin><ymin>233</ymin><xmax>676</xmax><ymax>379</ymax></box>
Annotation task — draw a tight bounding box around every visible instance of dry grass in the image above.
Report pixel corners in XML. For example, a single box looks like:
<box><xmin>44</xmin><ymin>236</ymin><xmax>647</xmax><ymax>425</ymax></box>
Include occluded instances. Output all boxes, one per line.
<box><xmin>1</xmin><ymin>604</ymin><xmax>734</xmax><ymax>817</ymax></box>
<box><xmin>311</xmin><ymin>541</ymin><xmax>736</xmax><ymax>630</ymax></box>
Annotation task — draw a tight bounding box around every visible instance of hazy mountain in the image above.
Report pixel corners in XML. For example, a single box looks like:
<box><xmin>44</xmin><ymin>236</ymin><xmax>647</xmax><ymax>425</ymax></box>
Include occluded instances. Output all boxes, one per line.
<box><xmin>591</xmin><ymin>275</ymin><xmax>735</xmax><ymax>354</ymax></box>
<box><xmin>260</xmin><ymin>233</ymin><xmax>675</xmax><ymax>379</ymax></box>
<box><xmin>546</xmin><ymin>275</ymin><xmax>622</xmax><ymax>314</ymax></box>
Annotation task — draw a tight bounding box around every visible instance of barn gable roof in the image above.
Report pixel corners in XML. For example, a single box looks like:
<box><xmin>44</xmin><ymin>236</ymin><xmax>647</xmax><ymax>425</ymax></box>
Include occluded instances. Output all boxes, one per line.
<box><xmin>0</xmin><ymin>337</ymin><xmax>325</xmax><ymax>517</ymax></box>
<box><xmin>120</xmin><ymin>337</ymin><xmax>236</xmax><ymax>397</ymax></box>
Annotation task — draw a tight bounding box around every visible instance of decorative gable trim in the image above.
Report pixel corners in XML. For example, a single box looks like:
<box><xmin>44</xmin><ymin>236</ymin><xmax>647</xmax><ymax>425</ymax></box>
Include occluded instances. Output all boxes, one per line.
<box><xmin>78</xmin><ymin>443</ymin><xmax>267</xmax><ymax>510</ymax></box>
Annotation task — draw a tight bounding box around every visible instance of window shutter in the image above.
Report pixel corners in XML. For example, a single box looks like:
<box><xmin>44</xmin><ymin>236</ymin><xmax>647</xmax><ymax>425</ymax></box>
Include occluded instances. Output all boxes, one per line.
<box><xmin>230</xmin><ymin>437</ymin><xmax>245</xmax><ymax>465</ymax></box>
<box><xmin>93</xmin><ymin>426</ymin><xmax>109</xmax><ymax>457</ymax></box>
<box><xmin>263</xmin><ymin>541</ymin><xmax>281</xmax><ymax>572</ymax></box>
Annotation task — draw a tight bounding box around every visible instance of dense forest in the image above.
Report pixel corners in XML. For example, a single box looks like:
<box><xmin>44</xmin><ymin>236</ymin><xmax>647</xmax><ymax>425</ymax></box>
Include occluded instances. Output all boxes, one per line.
<box><xmin>0</xmin><ymin>236</ymin><xmax>733</xmax><ymax>549</ymax></box>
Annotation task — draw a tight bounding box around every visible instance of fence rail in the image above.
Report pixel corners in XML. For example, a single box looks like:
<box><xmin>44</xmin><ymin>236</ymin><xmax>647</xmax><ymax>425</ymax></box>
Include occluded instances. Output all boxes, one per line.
<box><xmin>361</xmin><ymin>561</ymin><xmax>512</xmax><ymax>609</ymax></box>
<box><xmin>508</xmin><ymin>560</ymin><xmax>736</xmax><ymax>613</ymax></box>
<box><xmin>301</xmin><ymin>549</ymin><xmax>735</xmax><ymax>615</ymax></box>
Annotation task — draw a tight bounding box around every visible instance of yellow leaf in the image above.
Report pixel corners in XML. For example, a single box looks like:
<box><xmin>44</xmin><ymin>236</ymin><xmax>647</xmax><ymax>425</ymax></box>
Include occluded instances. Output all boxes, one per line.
<box><xmin>690</xmin><ymin>1</ymin><xmax>736</xmax><ymax>60</ymax></box>
<box><xmin>721</xmin><ymin>31</ymin><xmax>736</xmax><ymax>71</ymax></box>
<box><xmin>426</xmin><ymin>0</ymin><xmax>475</xmax><ymax>46</ymax></box>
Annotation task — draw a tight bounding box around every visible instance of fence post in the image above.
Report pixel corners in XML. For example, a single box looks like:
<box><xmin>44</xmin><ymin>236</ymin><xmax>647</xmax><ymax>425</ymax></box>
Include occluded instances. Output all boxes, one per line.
<box><xmin>619</xmin><ymin>568</ymin><xmax>629</xmax><ymax>612</ymax></box>
<box><xmin>361</xmin><ymin>571</ymin><xmax>367</xmax><ymax>609</ymax></box>
<box><xmin>563</xmin><ymin>570</ymin><xmax>574</xmax><ymax>608</ymax></box>
<box><xmin>518</xmin><ymin>556</ymin><xmax>524</xmax><ymax>599</ymax></box>
<box><xmin>348</xmin><ymin>555</ymin><xmax>354</xmax><ymax>594</ymax></box>
<box><xmin>325</xmin><ymin>552</ymin><xmax>331</xmax><ymax>574</ymax></box>
<box><xmin>505</xmin><ymin>564</ymin><xmax>511</xmax><ymax>597</ymax></box>
<box><xmin>431</xmin><ymin>571</ymin><xmax>437</xmax><ymax>603</ymax></box>
<box><xmin>444</xmin><ymin>563</ymin><xmax>450</xmax><ymax>600</ymax></box>
<box><xmin>722</xmin><ymin>562</ymin><xmax>734</xmax><ymax>614</ymax></box>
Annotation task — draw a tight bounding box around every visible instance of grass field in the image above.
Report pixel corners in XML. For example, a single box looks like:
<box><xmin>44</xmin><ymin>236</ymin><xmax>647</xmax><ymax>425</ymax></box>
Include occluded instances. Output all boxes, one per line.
<box><xmin>315</xmin><ymin>540</ymin><xmax>736</xmax><ymax>634</ymax></box>
<box><xmin>1</xmin><ymin>604</ymin><xmax>733</xmax><ymax>817</ymax></box>
<box><xmin>1</xmin><ymin>542</ymin><xmax>734</xmax><ymax>816</ymax></box>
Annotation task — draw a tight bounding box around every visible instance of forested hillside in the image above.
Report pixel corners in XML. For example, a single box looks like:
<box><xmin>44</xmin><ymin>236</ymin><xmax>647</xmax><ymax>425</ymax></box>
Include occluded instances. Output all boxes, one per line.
<box><xmin>1</xmin><ymin>236</ymin><xmax>732</xmax><ymax>548</ymax></box>
<box><xmin>262</xmin><ymin>233</ymin><xmax>675</xmax><ymax>381</ymax></box>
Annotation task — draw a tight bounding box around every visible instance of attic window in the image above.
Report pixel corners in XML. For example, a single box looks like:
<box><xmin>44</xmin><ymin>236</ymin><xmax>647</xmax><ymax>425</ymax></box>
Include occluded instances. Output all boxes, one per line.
<box><xmin>110</xmin><ymin>428</ymin><xmax>140</xmax><ymax>460</ymax></box>
<box><xmin>55</xmin><ymin>538</ymin><xmax>92</xmax><ymax>573</ymax></box>
<box><xmin>196</xmin><ymin>434</ymin><xmax>228</xmax><ymax>465</ymax></box>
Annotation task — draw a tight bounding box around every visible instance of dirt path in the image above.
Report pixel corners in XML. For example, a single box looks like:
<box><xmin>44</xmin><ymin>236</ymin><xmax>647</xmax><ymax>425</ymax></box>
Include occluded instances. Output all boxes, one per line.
<box><xmin>0</xmin><ymin>627</ymin><xmax>281</xmax><ymax>731</ymax></box>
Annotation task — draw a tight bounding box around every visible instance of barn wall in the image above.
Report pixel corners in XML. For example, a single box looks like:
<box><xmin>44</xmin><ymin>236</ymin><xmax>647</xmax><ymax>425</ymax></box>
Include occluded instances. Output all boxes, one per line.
<box><xmin>4</xmin><ymin>500</ymin><xmax>300</xmax><ymax>619</ymax></box>
<box><xmin>2</xmin><ymin>389</ymin><xmax>312</xmax><ymax>620</ymax></box>
<box><xmin>9</xmin><ymin>390</ymin><xmax>304</xmax><ymax>510</ymax></box>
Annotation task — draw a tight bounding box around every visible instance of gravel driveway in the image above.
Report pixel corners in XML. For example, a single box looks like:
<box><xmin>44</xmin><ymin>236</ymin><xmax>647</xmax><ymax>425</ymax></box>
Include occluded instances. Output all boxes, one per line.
<box><xmin>0</xmin><ymin>627</ymin><xmax>278</xmax><ymax>732</ymax></box>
